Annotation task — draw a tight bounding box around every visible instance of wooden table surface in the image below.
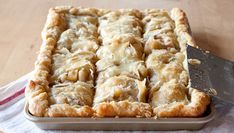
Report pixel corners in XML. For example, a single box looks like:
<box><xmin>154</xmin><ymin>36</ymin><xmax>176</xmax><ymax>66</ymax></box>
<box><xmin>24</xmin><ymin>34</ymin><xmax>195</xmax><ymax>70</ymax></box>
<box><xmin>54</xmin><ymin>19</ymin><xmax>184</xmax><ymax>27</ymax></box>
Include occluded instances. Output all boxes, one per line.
<box><xmin>0</xmin><ymin>0</ymin><xmax>234</xmax><ymax>86</ymax></box>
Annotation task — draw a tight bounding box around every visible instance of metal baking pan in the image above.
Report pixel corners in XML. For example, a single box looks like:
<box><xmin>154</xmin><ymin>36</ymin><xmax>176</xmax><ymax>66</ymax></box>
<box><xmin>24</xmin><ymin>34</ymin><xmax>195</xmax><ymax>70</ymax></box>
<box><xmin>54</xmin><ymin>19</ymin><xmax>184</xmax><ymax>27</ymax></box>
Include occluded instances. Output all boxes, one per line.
<box><xmin>24</xmin><ymin>103</ymin><xmax>215</xmax><ymax>131</ymax></box>
<box><xmin>24</xmin><ymin>12</ymin><xmax>215</xmax><ymax>131</ymax></box>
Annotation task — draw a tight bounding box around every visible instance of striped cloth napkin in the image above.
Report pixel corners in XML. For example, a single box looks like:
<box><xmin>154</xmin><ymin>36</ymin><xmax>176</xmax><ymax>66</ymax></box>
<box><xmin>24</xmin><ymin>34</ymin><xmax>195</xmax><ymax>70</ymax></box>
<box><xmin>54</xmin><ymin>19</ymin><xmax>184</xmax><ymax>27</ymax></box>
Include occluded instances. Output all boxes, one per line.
<box><xmin>0</xmin><ymin>72</ymin><xmax>234</xmax><ymax>133</ymax></box>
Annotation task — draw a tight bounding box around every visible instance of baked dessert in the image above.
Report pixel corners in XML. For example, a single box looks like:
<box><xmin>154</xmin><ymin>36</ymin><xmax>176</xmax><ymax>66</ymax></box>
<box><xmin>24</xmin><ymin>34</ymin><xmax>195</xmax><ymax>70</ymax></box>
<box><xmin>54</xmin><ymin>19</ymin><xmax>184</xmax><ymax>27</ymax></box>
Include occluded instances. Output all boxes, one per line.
<box><xmin>25</xmin><ymin>6</ymin><xmax>210</xmax><ymax>118</ymax></box>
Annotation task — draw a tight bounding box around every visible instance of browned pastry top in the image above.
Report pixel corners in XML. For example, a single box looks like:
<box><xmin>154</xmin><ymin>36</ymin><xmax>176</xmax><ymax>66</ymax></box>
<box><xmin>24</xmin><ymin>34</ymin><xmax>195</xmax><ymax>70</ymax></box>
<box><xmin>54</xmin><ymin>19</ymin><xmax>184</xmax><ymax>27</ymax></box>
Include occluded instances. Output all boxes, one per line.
<box><xmin>25</xmin><ymin>6</ymin><xmax>210</xmax><ymax>118</ymax></box>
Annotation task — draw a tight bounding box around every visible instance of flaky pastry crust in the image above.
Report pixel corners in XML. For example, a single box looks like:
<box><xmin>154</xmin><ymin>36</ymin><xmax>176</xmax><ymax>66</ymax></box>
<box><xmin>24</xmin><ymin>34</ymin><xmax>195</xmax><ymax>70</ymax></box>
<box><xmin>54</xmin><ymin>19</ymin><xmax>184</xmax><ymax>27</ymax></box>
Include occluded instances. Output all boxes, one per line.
<box><xmin>25</xmin><ymin>6</ymin><xmax>210</xmax><ymax>118</ymax></box>
<box><xmin>93</xmin><ymin>101</ymin><xmax>152</xmax><ymax>117</ymax></box>
<box><xmin>153</xmin><ymin>89</ymin><xmax>210</xmax><ymax>117</ymax></box>
<box><xmin>148</xmin><ymin>8</ymin><xmax>210</xmax><ymax>117</ymax></box>
<box><xmin>47</xmin><ymin>104</ymin><xmax>94</xmax><ymax>117</ymax></box>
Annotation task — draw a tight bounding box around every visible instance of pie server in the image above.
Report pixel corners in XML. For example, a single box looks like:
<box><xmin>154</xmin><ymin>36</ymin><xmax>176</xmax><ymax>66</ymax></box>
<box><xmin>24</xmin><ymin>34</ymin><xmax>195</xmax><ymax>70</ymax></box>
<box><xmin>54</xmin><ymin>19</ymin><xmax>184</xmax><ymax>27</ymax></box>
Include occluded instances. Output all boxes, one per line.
<box><xmin>186</xmin><ymin>45</ymin><xmax>234</xmax><ymax>105</ymax></box>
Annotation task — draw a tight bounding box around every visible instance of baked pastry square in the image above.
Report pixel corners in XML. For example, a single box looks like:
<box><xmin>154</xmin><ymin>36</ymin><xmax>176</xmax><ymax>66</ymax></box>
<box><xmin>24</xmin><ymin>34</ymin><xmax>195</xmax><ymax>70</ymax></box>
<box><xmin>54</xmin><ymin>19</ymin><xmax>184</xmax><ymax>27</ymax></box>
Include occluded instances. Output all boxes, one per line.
<box><xmin>25</xmin><ymin>6</ymin><xmax>210</xmax><ymax>118</ymax></box>
<box><xmin>94</xmin><ymin>75</ymin><xmax>151</xmax><ymax>117</ymax></box>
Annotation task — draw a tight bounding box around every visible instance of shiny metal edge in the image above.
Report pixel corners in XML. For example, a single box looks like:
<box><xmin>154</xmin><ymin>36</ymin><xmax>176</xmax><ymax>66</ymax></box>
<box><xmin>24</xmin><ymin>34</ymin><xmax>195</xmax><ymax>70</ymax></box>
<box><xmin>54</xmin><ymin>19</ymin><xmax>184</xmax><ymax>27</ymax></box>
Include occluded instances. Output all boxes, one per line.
<box><xmin>24</xmin><ymin>103</ymin><xmax>215</xmax><ymax>130</ymax></box>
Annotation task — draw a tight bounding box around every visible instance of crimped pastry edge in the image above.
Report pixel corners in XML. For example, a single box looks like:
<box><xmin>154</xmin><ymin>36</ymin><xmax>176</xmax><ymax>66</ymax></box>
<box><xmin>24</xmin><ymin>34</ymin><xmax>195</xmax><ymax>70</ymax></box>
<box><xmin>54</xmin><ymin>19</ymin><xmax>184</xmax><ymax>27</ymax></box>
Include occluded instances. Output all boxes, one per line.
<box><xmin>153</xmin><ymin>89</ymin><xmax>210</xmax><ymax>117</ymax></box>
<box><xmin>25</xmin><ymin>8</ymin><xmax>59</xmax><ymax>116</ymax></box>
<box><xmin>25</xmin><ymin>7</ymin><xmax>64</xmax><ymax>117</ymax></box>
<box><xmin>25</xmin><ymin>6</ymin><xmax>210</xmax><ymax>118</ymax></box>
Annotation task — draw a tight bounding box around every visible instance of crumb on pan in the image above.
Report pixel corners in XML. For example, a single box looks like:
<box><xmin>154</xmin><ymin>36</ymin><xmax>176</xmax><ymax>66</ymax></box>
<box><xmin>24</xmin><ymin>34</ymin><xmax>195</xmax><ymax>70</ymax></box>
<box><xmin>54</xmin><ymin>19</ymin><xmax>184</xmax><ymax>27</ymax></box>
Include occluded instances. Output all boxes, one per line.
<box><xmin>188</xmin><ymin>58</ymin><xmax>201</xmax><ymax>65</ymax></box>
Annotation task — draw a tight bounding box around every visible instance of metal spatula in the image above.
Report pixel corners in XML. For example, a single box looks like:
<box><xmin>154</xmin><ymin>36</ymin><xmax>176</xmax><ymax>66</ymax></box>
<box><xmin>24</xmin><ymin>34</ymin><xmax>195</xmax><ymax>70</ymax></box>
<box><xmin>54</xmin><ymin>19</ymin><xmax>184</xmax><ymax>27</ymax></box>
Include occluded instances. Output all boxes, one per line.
<box><xmin>186</xmin><ymin>45</ymin><xmax>234</xmax><ymax>105</ymax></box>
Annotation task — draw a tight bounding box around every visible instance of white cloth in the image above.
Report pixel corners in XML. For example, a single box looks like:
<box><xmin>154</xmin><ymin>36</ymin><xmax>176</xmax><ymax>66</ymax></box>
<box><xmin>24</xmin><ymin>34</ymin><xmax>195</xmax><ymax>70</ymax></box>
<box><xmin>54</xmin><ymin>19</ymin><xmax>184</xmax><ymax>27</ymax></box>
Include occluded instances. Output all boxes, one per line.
<box><xmin>0</xmin><ymin>73</ymin><xmax>234</xmax><ymax>133</ymax></box>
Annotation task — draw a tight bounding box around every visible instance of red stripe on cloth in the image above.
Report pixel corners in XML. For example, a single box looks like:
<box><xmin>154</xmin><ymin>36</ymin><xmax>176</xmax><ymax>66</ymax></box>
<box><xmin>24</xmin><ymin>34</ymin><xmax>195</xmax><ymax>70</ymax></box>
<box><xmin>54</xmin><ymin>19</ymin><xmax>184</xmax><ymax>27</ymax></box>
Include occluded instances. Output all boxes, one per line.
<box><xmin>0</xmin><ymin>87</ymin><xmax>25</xmax><ymax>105</ymax></box>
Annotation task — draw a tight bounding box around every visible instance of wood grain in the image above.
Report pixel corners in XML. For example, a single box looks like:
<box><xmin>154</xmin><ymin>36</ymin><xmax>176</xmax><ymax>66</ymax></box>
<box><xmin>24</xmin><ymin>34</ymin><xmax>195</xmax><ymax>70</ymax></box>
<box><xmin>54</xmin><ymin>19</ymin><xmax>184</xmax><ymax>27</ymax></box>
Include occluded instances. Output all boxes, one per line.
<box><xmin>0</xmin><ymin>0</ymin><xmax>233</xmax><ymax>86</ymax></box>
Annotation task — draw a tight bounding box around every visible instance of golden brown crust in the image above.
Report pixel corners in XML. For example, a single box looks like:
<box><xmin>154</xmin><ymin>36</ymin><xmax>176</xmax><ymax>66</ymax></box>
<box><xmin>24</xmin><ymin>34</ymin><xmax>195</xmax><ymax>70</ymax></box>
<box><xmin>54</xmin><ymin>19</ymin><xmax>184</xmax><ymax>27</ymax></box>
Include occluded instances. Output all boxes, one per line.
<box><xmin>170</xmin><ymin>8</ymin><xmax>196</xmax><ymax>51</ymax></box>
<box><xmin>153</xmin><ymin>89</ymin><xmax>210</xmax><ymax>117</ymax></box>
<box><xmin>25</xmin><ymin>8</ymin><xmax>63</xmax><ymax>115</ymax></box>
<box><xmin>26</xmin><ymin>81</ymin><xmax>49</xmax><ymax>117</ymax></box>
<box><xmin>94</xmin><ymin>101</ymin><xmax>152</xmax><ymax>117</ymax></box>
<box><xmin>25</xmin><ymin>8</ymin><xmax>64</xmax><ymax>117</ymax></box>
<box><xmin>26</xmin><ymin>6</ymin><xmax>210</xmax><ymax>118</ymax></box>
<box><xmin>47</xmin><ymin>104</ymin><xmax>94</xmax><ymax>117</ymax></box>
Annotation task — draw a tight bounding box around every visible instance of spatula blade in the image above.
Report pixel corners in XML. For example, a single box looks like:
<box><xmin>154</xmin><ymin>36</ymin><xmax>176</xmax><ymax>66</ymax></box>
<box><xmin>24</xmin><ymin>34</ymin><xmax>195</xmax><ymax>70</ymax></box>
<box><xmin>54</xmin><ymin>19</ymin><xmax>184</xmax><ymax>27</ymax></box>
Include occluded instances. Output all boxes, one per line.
<box><xmin>186</xmin><ymin>45</ymin><xmax>234</xmax><ymax>104</ymax></box>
